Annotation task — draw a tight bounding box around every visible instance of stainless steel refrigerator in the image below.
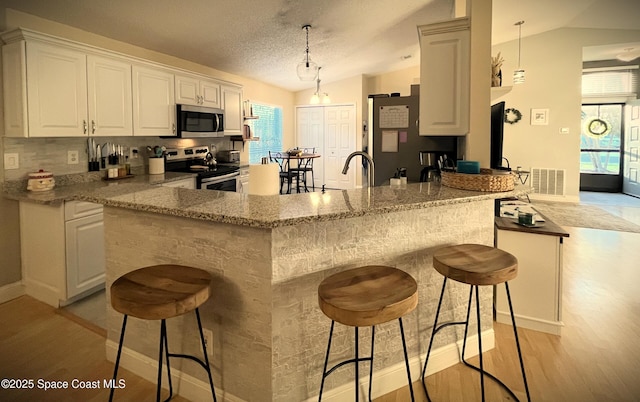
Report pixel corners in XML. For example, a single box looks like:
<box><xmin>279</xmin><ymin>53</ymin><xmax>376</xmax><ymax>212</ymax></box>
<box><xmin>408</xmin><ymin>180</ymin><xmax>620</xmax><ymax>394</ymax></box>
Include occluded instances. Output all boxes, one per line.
<box><xmin>365</xmin><ymin>86</ymin><xmax>457</xmax><ymax>186</ymax></box>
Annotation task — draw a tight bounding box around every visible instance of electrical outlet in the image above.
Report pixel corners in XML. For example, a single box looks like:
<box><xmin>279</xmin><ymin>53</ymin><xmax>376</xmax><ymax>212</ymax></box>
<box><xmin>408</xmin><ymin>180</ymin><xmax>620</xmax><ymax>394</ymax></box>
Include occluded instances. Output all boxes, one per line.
<box><xmin>4</xmin><ymin>153</ymin><xmax>19</xmax><ymax>170</ymax></box>
<box><xmin>202</xmin><ymin>328</ymin><xmax>213</xmax><ymax>356</ymax></box>
<box><xmin>68</xmin><ymin>150</ymin><xmax>79</xmax><ymax>165</ymax></box>
<box><xmin>130</xmin><ymin>147</ymin><xmax>139</xmax><ymax>159</ymax></box>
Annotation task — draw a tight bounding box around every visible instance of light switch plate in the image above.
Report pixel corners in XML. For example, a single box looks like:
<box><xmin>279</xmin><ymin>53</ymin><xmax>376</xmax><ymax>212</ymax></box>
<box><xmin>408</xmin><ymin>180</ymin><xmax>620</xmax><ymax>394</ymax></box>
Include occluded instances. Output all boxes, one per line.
<box><xmin>4</xmin><ymin>153</ymin><xmax>19</xmax><ymax>170</ymax></box>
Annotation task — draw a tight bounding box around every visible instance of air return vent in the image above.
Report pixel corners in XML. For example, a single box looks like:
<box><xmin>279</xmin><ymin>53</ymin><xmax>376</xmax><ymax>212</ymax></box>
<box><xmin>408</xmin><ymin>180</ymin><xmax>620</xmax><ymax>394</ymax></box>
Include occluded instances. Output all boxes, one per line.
<box><xmin>531</xmin><ymin>168</ymin><xmax>566</xmax><ymax>196</ymax></box>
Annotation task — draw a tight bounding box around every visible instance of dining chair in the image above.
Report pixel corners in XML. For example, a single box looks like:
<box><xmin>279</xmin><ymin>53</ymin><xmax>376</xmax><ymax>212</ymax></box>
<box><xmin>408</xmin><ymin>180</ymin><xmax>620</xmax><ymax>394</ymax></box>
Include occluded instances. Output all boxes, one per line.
<box><xmin>269</xmin><ymin>151</ymin><xmax>297</xmax><ymax>194</ymax></box>
<box><xmin>289</xmin><ymin>147</ymin><xmax>315</xmax><ymax>192</ymax></box>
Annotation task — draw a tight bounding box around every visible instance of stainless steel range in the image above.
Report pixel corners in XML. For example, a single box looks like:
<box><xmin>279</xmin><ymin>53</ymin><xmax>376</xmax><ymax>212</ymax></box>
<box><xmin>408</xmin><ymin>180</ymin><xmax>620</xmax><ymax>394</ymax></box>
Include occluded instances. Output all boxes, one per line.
<box><xmin>164</xmin><ymin>146</ymin><xmax>239</xmax><ymax>191</ymax></box>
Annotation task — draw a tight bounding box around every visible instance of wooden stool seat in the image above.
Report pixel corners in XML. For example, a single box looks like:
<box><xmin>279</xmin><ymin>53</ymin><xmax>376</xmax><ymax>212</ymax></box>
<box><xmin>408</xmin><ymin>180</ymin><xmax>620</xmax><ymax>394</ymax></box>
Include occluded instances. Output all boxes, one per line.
<box><xmin>318</xmin><ymin>265</ymin><xmax>418</xmax><ymax>327</ymax></box>
<box><xmin>433</xmin><ymin>244</ymin><xmax>517</xmax><ymax>286</ymax></box>
<box><xmin>111</xmin><ymin>264</ymin><xmax>212</xmax><ymax>320</ymax></box>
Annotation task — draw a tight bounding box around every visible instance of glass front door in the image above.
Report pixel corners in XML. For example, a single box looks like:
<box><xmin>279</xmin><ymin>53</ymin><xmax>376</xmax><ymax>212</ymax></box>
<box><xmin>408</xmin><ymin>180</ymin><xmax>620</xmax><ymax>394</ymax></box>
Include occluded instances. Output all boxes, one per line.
<box><xmin>580</xmin><ymin>104</ymin><xmax>623</xmax><ymax>192</ymax></box>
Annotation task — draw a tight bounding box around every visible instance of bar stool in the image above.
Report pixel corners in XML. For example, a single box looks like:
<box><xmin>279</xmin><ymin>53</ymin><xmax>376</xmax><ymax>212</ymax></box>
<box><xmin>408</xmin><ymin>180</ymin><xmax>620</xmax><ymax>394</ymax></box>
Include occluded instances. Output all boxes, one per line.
<box><xmin>109</xmin><ymin>264</ymin><xmax>217</xmax><ymax>402</ymax></box>
<box><xmin>317</xmin><ymin>265</ymin><xmax>418</xmax><ymax>402</ymax></box>
<box><xmin>421</xmin><ymin>244</ymin><xmax>531</xmax><ymax>402</ymax></box>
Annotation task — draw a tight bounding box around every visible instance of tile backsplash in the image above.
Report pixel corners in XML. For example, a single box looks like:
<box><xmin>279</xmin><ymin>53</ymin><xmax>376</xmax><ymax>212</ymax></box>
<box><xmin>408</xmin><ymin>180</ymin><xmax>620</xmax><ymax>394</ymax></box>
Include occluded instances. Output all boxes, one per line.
<box><xmin>2</xmin><ymin>136</ymin><xmax>232</xmax><ymax>181</ymax></box>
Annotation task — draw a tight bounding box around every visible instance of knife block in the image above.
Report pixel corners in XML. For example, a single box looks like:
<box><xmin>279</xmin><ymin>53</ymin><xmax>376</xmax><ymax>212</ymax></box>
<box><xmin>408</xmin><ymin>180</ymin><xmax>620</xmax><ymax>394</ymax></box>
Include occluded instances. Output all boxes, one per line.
<box><xmin>148</xmin><ymin>157</ymin><xmax>165</xmax><ymax>175</ymax></box>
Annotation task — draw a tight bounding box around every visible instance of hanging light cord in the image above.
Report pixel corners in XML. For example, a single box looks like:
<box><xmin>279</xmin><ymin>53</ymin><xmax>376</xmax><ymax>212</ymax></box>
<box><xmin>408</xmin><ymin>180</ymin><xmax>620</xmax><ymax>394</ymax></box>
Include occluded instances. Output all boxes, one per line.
<box><xmin>515</xmin><ymin>20</ymin><xmax>524</xmax><ymax>68</ymax></box>
<box><xmin>304</xmin><ymin>25</ymin><xmax>311</xmax><ymax>68</ymax></box>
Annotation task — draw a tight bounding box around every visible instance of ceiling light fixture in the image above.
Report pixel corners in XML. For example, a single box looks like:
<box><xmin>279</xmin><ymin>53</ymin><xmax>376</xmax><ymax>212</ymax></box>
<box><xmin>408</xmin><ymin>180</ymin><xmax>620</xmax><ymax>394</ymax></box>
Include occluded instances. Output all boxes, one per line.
<box><xmin>310</xmin><ymin>67</ymin><xmax>330</xmax><ymax>104</ymax></box>
<box><xmin>297</xmin><ymin>24</ymin><xmax>319</xmax><ymax>81</ymax></box>
<box><xmin>513</xmin><ymin>20</ymin><xmax>525</xmax><ymax>85</ymax></box>
<box><xmin>616</xmin><ymin>47</ymin><xmax>640</xmax><ymax>62</ymax></box>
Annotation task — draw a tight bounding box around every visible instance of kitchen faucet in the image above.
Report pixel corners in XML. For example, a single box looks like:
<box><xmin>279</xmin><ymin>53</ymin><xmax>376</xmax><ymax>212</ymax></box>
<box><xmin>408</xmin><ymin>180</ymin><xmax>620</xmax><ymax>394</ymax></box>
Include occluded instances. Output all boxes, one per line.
<box><xmin>342</xmin><ymin>151</ymin><xmax>375</xmax><ymax>187</ymax></box>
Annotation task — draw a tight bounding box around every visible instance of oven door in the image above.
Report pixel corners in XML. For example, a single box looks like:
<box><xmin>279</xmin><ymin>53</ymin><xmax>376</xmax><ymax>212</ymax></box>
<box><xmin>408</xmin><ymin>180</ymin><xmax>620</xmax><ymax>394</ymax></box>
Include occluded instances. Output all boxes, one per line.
<box><xmin>199</xmin><ymin>172</ymin><xmax>238</xmax><ymax>191</ymax></box>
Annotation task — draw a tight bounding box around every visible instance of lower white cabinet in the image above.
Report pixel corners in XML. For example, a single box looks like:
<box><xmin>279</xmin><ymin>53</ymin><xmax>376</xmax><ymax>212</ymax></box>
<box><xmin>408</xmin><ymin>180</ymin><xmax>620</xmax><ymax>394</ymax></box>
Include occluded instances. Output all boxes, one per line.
<box><xmin>19</xmin><ymin>200</ymin><xmax>105</xmax><ymax>307</ymax></box>
<box><xmin>494</xmin><ymin>220</ymin><xmax>568</xmax><ymax>335</ymax></box>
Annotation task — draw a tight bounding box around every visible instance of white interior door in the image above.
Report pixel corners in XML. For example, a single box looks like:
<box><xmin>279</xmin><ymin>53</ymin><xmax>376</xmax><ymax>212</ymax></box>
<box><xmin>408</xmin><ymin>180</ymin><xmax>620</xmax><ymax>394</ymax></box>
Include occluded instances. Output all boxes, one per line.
<box><xmin>296</xmin><ymin>106</ymin><xmax>325</xmax><ymax>186</ymax></box>
<box><xmin>296</xmin><ymin>104</ymin><xmax>357</xmax><ymax>190</ymax></box>
<box><xmin>324</xmin><ymin>106</ymin><xmax>356</xmax><ymax>189</ymax></box>
<box><xmin>623</xmin><ymin>104</ymin><xmax>640</xmax><ymax>197</ymax></box>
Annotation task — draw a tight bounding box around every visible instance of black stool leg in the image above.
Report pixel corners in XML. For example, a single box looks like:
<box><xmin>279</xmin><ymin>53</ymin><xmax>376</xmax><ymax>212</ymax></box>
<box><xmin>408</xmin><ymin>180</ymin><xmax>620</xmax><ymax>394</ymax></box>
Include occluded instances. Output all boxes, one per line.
<box><xmin>475</xmin><ymin>286</ymin><xmax>486</xmax><ymax>402</ymax></box>
<box><xmin>109</xmin><ymin>314</ymin><xmax>128</xmax><ymax>402</ymax></box>
<box><xmin>368</xmin><ymin>326</ymin><xmax>375</xmax><ymax>402</ymax></box>
<box><xmin>398</xmin><ymin>317</ymin><xmax>415</xmax><ymax>402</ymax></box>
<box><xmin>318</xmin><ymin>320</ymin><xmax>335</xmax><ymax>402</ymax></box>
<box><xmin>195</xmin><ymin>308</ymin><xmax>217</xmax><ymax>402</ymax></box>
<box><xmin>422</xmin><ymin>277</ymin><xmax>448</xmax><ymax>401</ymax></box>
<box><xmin>162</xmin><ymin>319</ymin><xmax>174</xmax><ymax>402</ymax></box>
<box><xmin>506</xmin><ymin>282</ymin><xmax>531</xmax><ymax>402</ymax></box>
<box><xmin>157</xmin><ymin>320</ymin><xmax>166</xmax><ymax>402</ymax></box>
<box><xmin>355</xmin><ymin>326</ymin><xmax>359</xmax><ymax>402</ymax></box>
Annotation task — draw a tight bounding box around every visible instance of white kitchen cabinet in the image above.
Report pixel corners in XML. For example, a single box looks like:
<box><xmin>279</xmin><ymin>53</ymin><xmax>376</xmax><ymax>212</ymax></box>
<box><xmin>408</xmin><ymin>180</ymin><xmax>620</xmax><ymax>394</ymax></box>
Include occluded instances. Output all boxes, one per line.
<box><xmin>133</xmin><ymin>65</ymin><xmax>176</xmax><ymax>136</ymax></box>
<box><xmin>494</xmin><ymin>216</ymin><xmax>569</xmax><ymax>335</ymax></box>
<box><xmin>176</xmin><ymin>74</ymin><xmax>221</xmax><ymax>108</ymax></box>
<box><xmin>19</xmin><ymin>201</ymin><xmax>105</xmax><ymax>307</ymax></box>
<box><xmin>2</xmin><ymin>38</ymin><xmax>133</xmax><ymax>137</ymax></box>
<box><xmin>417</xmin><ymin>17</ymin><xmax>470</xmax><ymax>136</ymax></box>
<box><xmin>221</xmin><ymin>84</ymin><xmax>243</xmax><ymax>135</ymax></box>
<box><xmin>26</xmin><ymin>41</ymin><xmax>88</xmax><ymax>137</ymax></box>
<box><xmin>65</xmin><ymin>203</ymin><xmax>105</xmax><ymax>298</ymax></box>
<box><xmin>87</xmin><ymin>55</ymin><xmax>133</xmax><ymax>136</ymax></box>
<box><xmin>161</xmin><ymin>177</ymin><xmax>196</xmax><ymax>189</ymax></box>
<box><xmin>237</xmin><ymin>166</ymin><xmax>249</xmax><ymax>193</ymax></box>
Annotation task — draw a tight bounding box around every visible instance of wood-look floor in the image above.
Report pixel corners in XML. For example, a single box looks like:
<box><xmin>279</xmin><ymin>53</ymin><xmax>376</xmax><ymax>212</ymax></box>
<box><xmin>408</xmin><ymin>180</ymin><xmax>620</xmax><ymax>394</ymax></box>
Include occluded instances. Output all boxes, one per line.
<box><xmin>0</xmin><ymin>296</ymin><xmax>189</xmax><ymax>402</ymax></box>
<box><xmin>375</xmin><ymin>225</ymin><xmax>640</xmax><ymax>402</ymax></box>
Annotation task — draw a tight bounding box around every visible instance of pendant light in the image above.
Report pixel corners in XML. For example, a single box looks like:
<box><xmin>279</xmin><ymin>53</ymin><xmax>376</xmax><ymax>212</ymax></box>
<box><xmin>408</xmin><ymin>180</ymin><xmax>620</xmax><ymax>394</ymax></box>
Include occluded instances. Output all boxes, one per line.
<box><xmin>310</xmin><ymin>67</ymin><xmax>330</xmax><ymax>104</ymax></box>
<box><xmin>513</xmin><ymin>20</ymin><xmax>525</xmax><ymax>85</ymax></box>
<box><xmin>297</xmin><ymin>25</ymin><xmax>319</xmax><ymax>81</ymax></box>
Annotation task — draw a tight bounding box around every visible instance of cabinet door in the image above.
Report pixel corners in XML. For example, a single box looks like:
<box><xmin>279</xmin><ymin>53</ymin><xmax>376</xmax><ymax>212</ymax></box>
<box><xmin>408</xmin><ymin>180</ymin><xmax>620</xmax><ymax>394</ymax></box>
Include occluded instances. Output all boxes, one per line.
<box><xmin>200</xmin><ymin>79</ymin><xmax>221</xmax><ymax>108</ymax></box>
<box><xmin>26</xmin><ymin>41</ymin><xmax>88</xmax><ymax>137</ymax></box>
<box><xmin>132</xmin><ymin>65</ymin><xmax>176</xmax><ymax>136</ymax></box>
<box><xmin>175</xmin><ymin>74</ymin><xmax>200</xmax><ymax>106</ymax></box>
<box><xmin>221</xmin><ymin>85</ymin><xmax>242</xmax><ymax>135</ymax></box>
<box><xmin>2</xmin><ymin>41</ymin><xmax>28</xmax><ymax>137</ymax></box>
<box><xmin>65</xmin><ymin>213</ymin><xmax>105</xmax><ymax>299</ymax></box>
<box><xmin>87</xmin><ymin>55</ymin><xmax>133</xmax><ymax>136</ymax></box>
<box><xmin>418</xmin><ymin>20</ymin><xmax>470</xmax><ymax>136</ymax></box>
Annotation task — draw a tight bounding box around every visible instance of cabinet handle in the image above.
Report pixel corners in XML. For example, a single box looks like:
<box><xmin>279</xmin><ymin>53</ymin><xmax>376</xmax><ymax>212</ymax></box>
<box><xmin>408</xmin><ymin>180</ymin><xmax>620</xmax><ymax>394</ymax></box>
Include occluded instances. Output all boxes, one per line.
<box><xmin>83</xmin><ymin>120</ymin><xmax>87</xmax><ymax>134</ymax></box>
<box><xmin>199</xmin><ymin>95</ymin><xmax>203</xmax><ymax>104</ymax></box>
<box><xmin>172</xmin><ymin>123</ymin><xmax>176</xmax><ymax>134</ymax></box>
<box><xmin>91</xmin><ymin>120</ymin><xmax>96</xmax><ymax>134</ymax></box>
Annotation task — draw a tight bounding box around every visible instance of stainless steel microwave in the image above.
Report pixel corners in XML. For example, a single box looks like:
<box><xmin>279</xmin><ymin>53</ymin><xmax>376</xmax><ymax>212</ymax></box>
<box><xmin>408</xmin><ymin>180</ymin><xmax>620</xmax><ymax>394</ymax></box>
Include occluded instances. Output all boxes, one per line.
<box><xmin>176</xmin><ymin>104</ymin><xmax>224</xmax><ymax>138</ymax></box>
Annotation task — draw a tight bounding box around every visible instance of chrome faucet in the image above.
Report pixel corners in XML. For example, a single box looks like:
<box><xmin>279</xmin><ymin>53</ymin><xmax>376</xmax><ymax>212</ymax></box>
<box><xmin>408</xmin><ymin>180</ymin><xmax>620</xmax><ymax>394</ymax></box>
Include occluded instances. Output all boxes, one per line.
<box><xmin>342</xmin><ymin>151</ymin><xmax>375</xmax><ymax>187</ymax></box>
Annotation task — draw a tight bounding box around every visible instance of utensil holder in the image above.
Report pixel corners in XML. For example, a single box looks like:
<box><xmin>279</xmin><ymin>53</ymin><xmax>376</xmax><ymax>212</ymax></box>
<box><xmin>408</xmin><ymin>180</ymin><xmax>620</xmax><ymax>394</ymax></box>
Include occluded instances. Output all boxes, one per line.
<box><xmin>149</xmin><ymin>157</ymin><xmax>164</xmax><ymax>175</ymax></box>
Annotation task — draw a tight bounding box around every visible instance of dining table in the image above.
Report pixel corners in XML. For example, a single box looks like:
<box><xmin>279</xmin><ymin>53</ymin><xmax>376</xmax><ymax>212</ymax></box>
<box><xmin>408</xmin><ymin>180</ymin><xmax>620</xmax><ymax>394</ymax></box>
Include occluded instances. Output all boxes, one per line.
<box><xmin>271</xmin><ymin>152</ymin><xmax>321</xmax><ymax>193</ymax></box>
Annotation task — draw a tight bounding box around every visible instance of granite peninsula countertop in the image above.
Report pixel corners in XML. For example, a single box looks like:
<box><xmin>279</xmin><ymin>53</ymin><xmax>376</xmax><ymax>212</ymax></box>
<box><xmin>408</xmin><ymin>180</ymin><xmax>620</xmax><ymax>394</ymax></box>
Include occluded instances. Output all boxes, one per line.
<box><xmin>4</xmin><ymin>173</ymin><xmax>530</xmax><ymax>228</ymax></box>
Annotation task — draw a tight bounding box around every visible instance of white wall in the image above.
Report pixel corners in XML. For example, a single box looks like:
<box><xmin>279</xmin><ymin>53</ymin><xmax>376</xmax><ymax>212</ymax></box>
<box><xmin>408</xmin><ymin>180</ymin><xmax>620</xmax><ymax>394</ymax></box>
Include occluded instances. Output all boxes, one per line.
<box><xmin>492</xmin><ymin>27</ymin><xmax>640</xmax><ymax>201</ymax></box>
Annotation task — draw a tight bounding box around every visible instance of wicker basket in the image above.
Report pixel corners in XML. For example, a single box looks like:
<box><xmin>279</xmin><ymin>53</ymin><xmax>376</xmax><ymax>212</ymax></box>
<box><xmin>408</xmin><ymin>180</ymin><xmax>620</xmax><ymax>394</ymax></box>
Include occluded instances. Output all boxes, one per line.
<box><xmin>441</xmin><ymin>168</ymin><xmax>515</xmax><ymax>192</ymax></box>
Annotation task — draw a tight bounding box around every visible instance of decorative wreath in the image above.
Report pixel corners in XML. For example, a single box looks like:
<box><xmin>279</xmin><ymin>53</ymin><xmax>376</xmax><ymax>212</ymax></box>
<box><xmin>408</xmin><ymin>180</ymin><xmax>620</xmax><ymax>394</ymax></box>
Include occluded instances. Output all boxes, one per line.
<box><xmin>584</xmin><ymin>117</ymin><xmax>611</xmax><ymax>138</ymax></box>
<box><xmin>504</xmin><ymin>108</ymin><xmax>522</xmax><ymax>124</ymax></box>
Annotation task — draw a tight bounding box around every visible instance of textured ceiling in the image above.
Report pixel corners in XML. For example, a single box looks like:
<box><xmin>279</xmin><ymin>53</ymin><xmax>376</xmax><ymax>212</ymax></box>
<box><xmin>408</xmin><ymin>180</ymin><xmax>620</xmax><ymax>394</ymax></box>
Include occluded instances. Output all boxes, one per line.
<box><xmin>2</xmin><ymin>0</ymin><xmax>639</xmax><ymax>92</ymax></box>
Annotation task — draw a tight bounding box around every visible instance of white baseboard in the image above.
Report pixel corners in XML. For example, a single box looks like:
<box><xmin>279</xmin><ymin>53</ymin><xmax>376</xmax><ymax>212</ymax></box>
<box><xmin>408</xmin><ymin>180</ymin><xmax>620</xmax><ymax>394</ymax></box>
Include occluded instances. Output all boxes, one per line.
<box><xmin>105</xmin><ymin>340</ymin><xmax>244</xmax><ymax>402</ymax></box>
<box><xmin>305</xmin><ymin>328</ymin><xmax>495</xmax><ymax>402</ymax></box>
<box><xmin>0</xmin><ymin>281</ymin><xmax>24</xmax><ymax>304</ymax></box>
<box><xmin>23</xmin><ymin>278</ymin><xmax>61</xmax><ymax>307</ymax></box>
<box><xmin>496</xmin><ymin>311</ymin><xmax>563</xmax><ymax>336</ymax></box>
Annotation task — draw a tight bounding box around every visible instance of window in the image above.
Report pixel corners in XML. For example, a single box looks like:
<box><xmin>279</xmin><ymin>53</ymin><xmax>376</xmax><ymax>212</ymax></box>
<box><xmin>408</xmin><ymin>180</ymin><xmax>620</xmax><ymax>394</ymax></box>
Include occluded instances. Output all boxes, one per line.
<box><xmin>580</xmin><ymin>104</ymin><xmax>622</xmax><ymax>175</ymax></box>
<box><xmin>582</xmin><ymin>66</ymin><xmax>638</xmax><ymax>97</ymax></box>
<box><xmin>248</xmin><ymin>103</ymin><xmax>283</xmax><ymax>164</ymax></box>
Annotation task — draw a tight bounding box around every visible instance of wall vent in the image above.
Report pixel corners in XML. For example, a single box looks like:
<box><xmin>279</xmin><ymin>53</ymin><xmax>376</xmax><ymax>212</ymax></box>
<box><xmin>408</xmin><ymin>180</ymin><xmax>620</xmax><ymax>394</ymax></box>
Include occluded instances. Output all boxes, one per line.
<box><xmin>531</xmin><ymin>168</ymin><xmax>566</xmax><ymax>196</ymax></box>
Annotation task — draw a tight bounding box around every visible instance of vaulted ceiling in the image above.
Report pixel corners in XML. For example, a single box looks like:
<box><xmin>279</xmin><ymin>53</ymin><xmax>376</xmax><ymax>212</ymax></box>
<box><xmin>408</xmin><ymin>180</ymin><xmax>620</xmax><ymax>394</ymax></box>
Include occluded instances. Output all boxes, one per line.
<box><xmin>2</xmin><ymin>0</ymin><xmax>639</xmax><ymax>91</ymax></box>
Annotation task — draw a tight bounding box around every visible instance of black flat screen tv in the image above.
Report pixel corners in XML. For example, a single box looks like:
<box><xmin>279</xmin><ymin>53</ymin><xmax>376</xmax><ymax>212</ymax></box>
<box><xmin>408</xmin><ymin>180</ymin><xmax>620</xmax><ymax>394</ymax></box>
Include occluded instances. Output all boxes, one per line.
<box><xmin>490</xmin><ymin>101</ymin><xmax>506</xmax><ymax>170</ymax></box>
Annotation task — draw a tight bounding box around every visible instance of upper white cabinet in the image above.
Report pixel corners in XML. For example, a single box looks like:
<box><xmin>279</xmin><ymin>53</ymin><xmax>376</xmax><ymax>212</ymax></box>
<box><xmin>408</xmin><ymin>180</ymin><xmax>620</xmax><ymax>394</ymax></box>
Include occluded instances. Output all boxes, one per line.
<box><xmin>417</xmin><ymin>17</ymin><xmax>470</xmax><ymax>136</ymax></box>
<box><xmin>26</xmin><ymin>41</ymin><xmax>88</xmax><ymax>137</ymax></box>
<box><xmin>2</xmin><ymin>38</ymin><xmax>133</xmax><ymax>137</ymax></box>
<box><xmin>176</xmin><ymin>74</ymin><xmax>221</xmax><ymax>108</ymax></box>
<box><xmin>87</xmin><ymin>55</ymin><xmax>133</xmax><ymax>136</ymax></box>
<box><xmin>132</xmin><ymin>65</ymin><xmax>176</xmax><ymax>136</ymax></box>
<box><xmin>221</xmin><ymin>84</ymin><xmax>243</xmax><ymax>136</ymax></box>
<box><xmin>1</xmin><ymin>28</ymin><xmax>242</xmax><ymax>138</ymax></box>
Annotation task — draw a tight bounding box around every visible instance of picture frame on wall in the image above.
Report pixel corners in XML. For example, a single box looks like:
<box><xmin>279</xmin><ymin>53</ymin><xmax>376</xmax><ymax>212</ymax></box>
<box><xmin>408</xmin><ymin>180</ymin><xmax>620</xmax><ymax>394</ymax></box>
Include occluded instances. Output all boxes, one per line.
<box><xmin>531</xmin><ymin>108</ymin><xmax>549</xmax><ymax>125</ymax></box>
